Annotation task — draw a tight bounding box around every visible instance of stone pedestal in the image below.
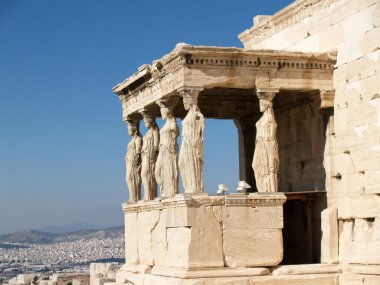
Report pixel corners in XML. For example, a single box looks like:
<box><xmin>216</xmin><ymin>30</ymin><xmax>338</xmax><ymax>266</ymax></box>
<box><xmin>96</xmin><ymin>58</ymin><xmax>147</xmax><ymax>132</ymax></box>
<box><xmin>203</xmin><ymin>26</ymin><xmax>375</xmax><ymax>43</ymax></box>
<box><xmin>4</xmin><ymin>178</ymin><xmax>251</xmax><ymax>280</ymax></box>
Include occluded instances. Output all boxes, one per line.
<box><xmin>117</xmin><ymin>193</ymin><xmax>286</xmax><ymax>284</ymax></box>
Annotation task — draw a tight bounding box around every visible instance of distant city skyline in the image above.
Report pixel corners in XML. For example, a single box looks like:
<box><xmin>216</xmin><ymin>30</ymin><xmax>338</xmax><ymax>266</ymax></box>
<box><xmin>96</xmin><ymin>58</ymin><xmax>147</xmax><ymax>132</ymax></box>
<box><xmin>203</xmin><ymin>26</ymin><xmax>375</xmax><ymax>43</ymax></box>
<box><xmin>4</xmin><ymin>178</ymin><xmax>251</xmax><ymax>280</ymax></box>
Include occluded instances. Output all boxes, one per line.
<box><xmin>0</xmin><ymin>0</ymin><xmax>293</xmax><ymax>235</ymax></box>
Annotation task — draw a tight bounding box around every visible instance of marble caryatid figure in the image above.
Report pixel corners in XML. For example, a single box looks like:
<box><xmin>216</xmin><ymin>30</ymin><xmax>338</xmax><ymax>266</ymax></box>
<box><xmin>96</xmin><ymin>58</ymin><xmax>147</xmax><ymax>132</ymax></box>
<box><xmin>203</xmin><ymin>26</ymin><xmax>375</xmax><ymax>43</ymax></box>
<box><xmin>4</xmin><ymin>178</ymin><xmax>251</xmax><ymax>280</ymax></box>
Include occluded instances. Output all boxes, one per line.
<box><xmin>155</xmin><ymin>97</ymin><xmax>180</xmax><ymax>197</ymax></box>
<box><xmin>179</xmin><ymin>90</ymin><xmax>205</xmax><ymax>194</ymax></box>
<box><xmin>125</xmin><ymin>118</ymin><xmax>143</xmax><ymax>202</ymax></box>
<box><xmin>140</xmin><ymin>110</ymin><xmax>160</xmax><ymax>200</ymax></box>
<box><xmin>252</xmin><ymin>98</ymin><xmax>279</xmax><ymax>192</ymax></box>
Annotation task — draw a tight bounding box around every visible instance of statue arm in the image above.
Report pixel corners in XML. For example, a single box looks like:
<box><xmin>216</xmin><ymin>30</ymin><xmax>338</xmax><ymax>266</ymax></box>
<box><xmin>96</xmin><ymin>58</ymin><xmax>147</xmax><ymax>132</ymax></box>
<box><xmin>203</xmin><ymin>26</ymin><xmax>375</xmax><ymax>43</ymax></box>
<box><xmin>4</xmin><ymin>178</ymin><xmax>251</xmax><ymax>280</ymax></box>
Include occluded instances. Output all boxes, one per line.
<box><xmin>265</xmin><ymin>120</ymin><xmax>276</xmax><ymax>141</ymax></box>
<box><xmin>133</xmin><ymin>137</ymin><xmax>142</xmax><ymax>167</ymax></box>
<box><xmin>153</xmin><ymin>129</ymin><xmax>160</xmax><ymax>162</ymax></box>
<box><xmin>169</xmin><ymin>119</ymin><xmax>179</xmax><ymax>153</ymax></box>
<box><xmin>197</xmin><ymin>113</ymin><xmax>205</xmax><ymax>162</ymax></box>
<box><xmin>265</xmin><ymin>122</ymin><xmax>278</xmax><ymax>173</ymax></box>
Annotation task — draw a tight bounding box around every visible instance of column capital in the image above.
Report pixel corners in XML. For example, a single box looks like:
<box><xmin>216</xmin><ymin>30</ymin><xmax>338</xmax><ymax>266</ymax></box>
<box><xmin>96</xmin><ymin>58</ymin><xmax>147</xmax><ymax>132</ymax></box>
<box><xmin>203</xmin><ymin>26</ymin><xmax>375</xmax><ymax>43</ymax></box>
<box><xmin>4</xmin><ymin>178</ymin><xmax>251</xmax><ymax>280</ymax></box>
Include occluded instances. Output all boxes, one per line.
<box><xmin>320</xmin><ymin>89</ymin><xmax>335</xmax><ymax>108</ymax></box>
<box><xmin>256</xmin><ymin>88</ymin><xmax>280</xmax><ymax>101</ymax></box>
<box><xmin>138</xmin><ymin>107</ymin><xmax>156</xmax><ymax>119</ymax></box>
<box><xmin>177</xmin><ymin>86</ymin><xmax>204</xmax><ymax>99</ymax></box>
<box><xmin>156</xmin><ymin>95</ymin><xmax>180</xmax><ymax>110</ymax></box>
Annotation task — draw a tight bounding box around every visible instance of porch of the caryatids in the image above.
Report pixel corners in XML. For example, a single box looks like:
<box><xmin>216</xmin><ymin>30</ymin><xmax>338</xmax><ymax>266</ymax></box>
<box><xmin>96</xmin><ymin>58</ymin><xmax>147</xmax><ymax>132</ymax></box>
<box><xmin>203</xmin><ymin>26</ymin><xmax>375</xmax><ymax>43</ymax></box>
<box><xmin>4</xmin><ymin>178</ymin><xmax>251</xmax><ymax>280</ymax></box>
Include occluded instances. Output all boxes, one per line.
<box><xmin>178</xmin><ymin>87</ymin><xmax>205</xmax><ymax>194</ymax></box>
<box><xmin>154</xmin><ymin>96</ymin><xmax>180</xmax><ymax>198</ymax></box>
<box><xmin>139</xmin><ymin>108</ymin><xmax>160</xmax><ymax>200</ymax></box>
<box><xmin>252</xmin><ymin>88</ymin><xmax>280</xmax><ymax>193</ymax></box>
<box><xmin>125</xmin><ymin>117</ymin><xmax>143</xmax><ymax>203</ymax></box>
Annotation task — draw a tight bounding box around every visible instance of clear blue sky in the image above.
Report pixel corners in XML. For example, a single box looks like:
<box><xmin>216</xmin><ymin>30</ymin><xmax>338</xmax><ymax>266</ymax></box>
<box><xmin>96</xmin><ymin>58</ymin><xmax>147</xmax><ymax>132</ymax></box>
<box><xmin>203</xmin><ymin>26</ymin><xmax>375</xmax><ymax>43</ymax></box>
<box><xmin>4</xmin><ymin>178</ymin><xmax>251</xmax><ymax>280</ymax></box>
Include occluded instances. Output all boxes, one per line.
<box><xmin>0</xmin><ymin>0</ymin><xmax>293</xmax><ymax>234</ymax></box>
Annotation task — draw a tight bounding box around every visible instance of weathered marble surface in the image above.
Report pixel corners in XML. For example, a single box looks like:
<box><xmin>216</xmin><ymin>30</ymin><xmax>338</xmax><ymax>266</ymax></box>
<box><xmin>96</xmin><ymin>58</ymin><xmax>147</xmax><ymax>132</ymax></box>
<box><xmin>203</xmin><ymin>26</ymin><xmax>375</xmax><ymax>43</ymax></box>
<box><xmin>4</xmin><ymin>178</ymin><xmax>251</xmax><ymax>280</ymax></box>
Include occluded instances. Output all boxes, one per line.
<box><xmin>239</xmin><ymin>0</ymin><xmax>380</xmax><ymax>269</ymax></box>
<box><xmin>122</xmin><ymin>193</ymin><xmax>286</xmax><ymax>271</ymax></box>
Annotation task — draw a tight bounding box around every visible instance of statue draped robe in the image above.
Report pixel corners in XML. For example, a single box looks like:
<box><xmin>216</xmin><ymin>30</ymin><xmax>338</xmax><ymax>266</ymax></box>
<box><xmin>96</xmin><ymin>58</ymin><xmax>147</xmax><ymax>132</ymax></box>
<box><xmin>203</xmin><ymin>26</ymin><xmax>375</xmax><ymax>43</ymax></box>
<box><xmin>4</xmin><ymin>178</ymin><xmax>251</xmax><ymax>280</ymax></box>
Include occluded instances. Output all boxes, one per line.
<box><xmin>126</xmin><ymin>135</ymin><xmax>142</xmax><ymax>202</ymax></box>
<box><xmin>252</xmin><ymin>110</ymin><xmax>279</xmax><ymax>192</ymax></box>
<box><xmin>155</xmin><ymin>118</ymin><xmax>179</xmax><ymax>197</ymax></box>
<box><xmin>141</xmin><ymin>127</ymin><xmax>159</xmax><ymax>200</ymax></box>
<box><xmin>179</xmin><ymin>107</ymin><xmax>205</xmax><ymax>193</ymax></box>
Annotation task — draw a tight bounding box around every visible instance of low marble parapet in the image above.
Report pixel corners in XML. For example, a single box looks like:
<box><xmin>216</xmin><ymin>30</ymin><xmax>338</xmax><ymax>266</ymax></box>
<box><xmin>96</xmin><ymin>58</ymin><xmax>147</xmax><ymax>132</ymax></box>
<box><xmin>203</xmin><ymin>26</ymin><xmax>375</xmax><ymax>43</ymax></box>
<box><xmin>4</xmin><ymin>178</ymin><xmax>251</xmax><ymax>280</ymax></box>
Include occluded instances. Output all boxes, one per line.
<box><xmin>122</xmin><ymin>193</ymin><xmax>286</xmax><ymax>271</ymax></box>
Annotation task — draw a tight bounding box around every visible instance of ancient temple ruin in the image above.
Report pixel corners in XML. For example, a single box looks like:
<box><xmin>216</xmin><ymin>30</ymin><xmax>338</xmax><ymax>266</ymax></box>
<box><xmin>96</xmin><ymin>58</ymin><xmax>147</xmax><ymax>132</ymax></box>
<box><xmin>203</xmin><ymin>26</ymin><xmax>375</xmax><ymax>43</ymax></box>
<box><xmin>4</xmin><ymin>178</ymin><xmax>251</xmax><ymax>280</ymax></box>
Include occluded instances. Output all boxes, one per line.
<box><xmin>106</xmin><ymin>0</ymin><xmax>380</xmax><ymax>284</ymax></box>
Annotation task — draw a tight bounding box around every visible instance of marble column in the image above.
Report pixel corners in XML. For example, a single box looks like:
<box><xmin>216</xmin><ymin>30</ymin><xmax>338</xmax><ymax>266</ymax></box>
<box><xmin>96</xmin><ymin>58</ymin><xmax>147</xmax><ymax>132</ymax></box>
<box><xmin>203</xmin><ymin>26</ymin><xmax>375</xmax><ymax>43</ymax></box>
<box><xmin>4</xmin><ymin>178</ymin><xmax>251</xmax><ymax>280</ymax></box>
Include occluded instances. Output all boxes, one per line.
<box><xmin>125</xmin><ymin>118</ymin><xmax>143</xmax><ymax>203</ymax></box>
<box><xmin>154</xmin><ymin>96</ymin><xmax>180</xmax><ymax>198</ymax></box>
<box><xmin>252</xmin><ymin>88</ymin><xmax>280</xmax><ymax>193</ymax></box>
<box><xmin>178</xmin><ymin>88</ymin><xmax>205</xmax><ymax>194</ymax></box>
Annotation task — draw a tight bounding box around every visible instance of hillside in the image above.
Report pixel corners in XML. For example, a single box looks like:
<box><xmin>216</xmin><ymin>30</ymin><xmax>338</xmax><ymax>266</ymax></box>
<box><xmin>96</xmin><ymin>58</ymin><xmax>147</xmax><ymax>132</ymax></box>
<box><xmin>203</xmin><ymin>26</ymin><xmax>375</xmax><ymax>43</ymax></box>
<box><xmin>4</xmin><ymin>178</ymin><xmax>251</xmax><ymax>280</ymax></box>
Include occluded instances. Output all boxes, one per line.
<box><xmin>0</xmin><ymin>226</ymin><xmax>123</xmax><ymax>244</ymax></box>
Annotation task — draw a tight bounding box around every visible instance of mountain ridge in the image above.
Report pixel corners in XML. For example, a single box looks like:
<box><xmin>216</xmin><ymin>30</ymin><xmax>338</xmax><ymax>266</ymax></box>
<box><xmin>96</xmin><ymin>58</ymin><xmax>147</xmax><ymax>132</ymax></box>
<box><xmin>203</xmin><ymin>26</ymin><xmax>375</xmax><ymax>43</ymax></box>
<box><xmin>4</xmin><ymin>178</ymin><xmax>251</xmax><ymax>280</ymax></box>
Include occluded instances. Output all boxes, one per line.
<box><xmin>0</xmin><ymin>226</ymin><xmax>124</xmax><ymax>244</ymax></box>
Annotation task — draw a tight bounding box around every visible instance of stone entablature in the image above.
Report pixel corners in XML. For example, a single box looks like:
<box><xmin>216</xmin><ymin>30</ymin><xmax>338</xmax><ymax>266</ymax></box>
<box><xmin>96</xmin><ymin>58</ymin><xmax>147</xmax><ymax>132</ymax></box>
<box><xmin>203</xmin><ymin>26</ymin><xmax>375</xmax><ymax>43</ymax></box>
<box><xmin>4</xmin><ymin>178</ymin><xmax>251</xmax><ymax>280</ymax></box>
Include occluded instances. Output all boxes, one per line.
<box><xmin>113</xmin><ymin>44</ymin><xmax>336</xmax><ymax>120</ymax></box>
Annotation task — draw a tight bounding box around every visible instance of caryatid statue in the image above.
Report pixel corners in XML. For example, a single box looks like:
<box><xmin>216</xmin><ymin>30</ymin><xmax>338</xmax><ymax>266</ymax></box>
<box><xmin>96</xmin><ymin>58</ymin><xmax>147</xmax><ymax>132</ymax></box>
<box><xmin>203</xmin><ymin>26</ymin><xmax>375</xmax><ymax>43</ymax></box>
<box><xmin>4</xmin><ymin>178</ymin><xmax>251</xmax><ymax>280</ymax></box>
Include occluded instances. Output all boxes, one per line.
<box><xmin>178</xmin><ymin>88</ymin><xmax>205</xmax><ymax>194</ymax></box>
<box><xmin>140</xmin><ymin>109</ymin><xmax>160</xmax><ymax>200</ymax></box>
<box><xmin>154</xmin><ymin>97</ymin><xmax>180</xmax><ymax>198</ymax></box>
<box><xmin>125</xmin><ymin>118</ymin><xmax>143</xmax><ymax>203</ymax></box>
<box><xmin>252</xmin><ymin>90</ymin><xmax>279</xmax><ymax>192</ymax></box>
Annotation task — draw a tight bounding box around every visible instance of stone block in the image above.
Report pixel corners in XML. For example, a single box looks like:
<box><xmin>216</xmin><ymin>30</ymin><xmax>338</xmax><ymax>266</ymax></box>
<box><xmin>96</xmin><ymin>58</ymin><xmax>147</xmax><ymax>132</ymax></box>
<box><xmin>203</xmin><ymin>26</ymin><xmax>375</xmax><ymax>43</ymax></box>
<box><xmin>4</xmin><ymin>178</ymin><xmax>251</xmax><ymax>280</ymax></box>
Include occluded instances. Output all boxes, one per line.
<box><xmin>345</xmin><ymin>147</ymin><xmax>380</xmax><ymax>173</ymax></box>
<box><xmin>150</xmin><ymin>266</ymin><xmax>269</xmax><ymax>278</ymax></box>
<box><xmin>91</xmin><ymin>278</ymin><xmax>115</xmax><ymax>285</ymax></box>
<box><xmin>125</xmin><ymin>212</ymin><xmax>138</xmax><ymax>264</ymax></box>
<box><xmin>167</xmin><ymin>227</ymin><xmax>191</xmax><ymax>268</ymax></box>
<box><xmin>272</xmin><ymin>264</ymin><xmax>340</xmax><ymax>276</ymax></box>
<box><xmin>358</xmin><ymin>0</ymin><xmax>380</xmax><ymax>11</ymax></box>
<box><xmin>364</xmin><ymin>275</ymin><xmax>380</xmax><ymax>285</ymax></box>
<box><xmin>261</xmin><ymin>29</ymin><xmax>289</xmax><ymax>50</ymax></box>
<box><xmin>336</xmin><ymin>6</ymin><xmax>377</xmax><ymax>65</ymax></box>
<box><xmin>16</xmin><ymin>275</ymin><xmax>34</xmax><ymax>285</ymax></box>
<box><xmin>349</xmin><ymin>264</ymin><xmax>380</xmax><ymax>275</ymax></box>
<box><xmin>306</xmin><ymin>9</ymin><xmax>332</xmax><ymax>35</ymax></box>
<box><xmin>360</xmin><ymin>27</ymin><xmax>380</xmax><ymax>55</ymax></box>
<box><xmin>319</xmin><ymin>24</ymin><xmax>345</xmax><ymax>52</ymax></box>
<box><xmin>321</xmin><ymin>208</ymin><xmax>338</xmax><ymax>264</ymax></box>
<box><xmin>338</xmin><ymin>273</ymin><xmax>363</xmax><ymax>285</ymax></box>
<box><xmin>222</xmin><ymin>206</ymin><xmax>283</xmax><ymax>229</ymax></box>
<box><xmin>151</xmin><ymin>210</ymin><xmax>168</xmax><ymax>267</ymax></box>
<box><xmin>339</xmin><ymin>217</ymin><xmax>380</xmax><ymax>264</ymax></box>
<box><xmin>188</xmin><ymin>206</ymin><xmax>224</xmax><ymax>268</ymax></box>
<box><xmin>374</xmin><ymin>3</ymin><xmax>380</xmax><ymax>27</ymax></box>
<box><xmin>288</xmin><ymin>33</ymin><xmax>320</xmax><ymax>52</ymax></box>
<box><xmin>365</xmin><ymin>169</ymin><xmax>380</xmax><ymax>194</ymax></box>
<box><xmin>360</xmin><ymin>74</ymin><xmax>380</xmax><ymax>101</ymax></box>
<box><xmin>137</xmin><ymin>210</ymin><xmax>160</xmax><ymax>266</ymax></box>
<box><xmin>165</xmin><ymin>206</ymin><xmax>196</xmax><ymax>228</ymax></box>
<box><xmin>348</xmin><ymin>104</ymin><xmax>378</xmax><ymax>129</ymax></box>
<box><xmin>285</xmin><ymin>23</ymin><xmax>308</xmax><ymax>45</ymax></box>
<box><xmin>336</xmin><ymin>194</ymin><xmax>380</xmax><ymax>219</ymax></box>
<box><xmin>332</xmin><ymin>107</ymin><xmax>349</xmax><ymax>131</ymax></box>
<box><xmin>250</xmin><ymin>274</ymin><xmax>338</xmax><ymax>285</ymax></box>
<box><xmin>335</xmin><ymin>53</ymin><xmax>378</xmax><ymax>86</ymax></box>
<box><xmin>223</xmin><ymin>229</ymin><xmax>283</xmax><ymax>267</ymax></box>
<box><xmin>330</xmin><ymin>0</ymin><xmax>360</xmax><ymax>25</ymax></box>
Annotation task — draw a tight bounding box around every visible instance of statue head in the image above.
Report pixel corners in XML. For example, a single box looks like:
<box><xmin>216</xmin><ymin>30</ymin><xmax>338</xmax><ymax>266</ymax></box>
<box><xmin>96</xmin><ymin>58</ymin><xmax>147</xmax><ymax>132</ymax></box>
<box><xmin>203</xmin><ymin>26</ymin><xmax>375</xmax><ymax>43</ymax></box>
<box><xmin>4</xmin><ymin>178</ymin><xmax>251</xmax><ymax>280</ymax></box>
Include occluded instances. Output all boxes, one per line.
<box><xmin>126</xmin><ymin>119</ymin><xmax>140</xmax><ymax>136</ymax></box>
<box><xmin>143</xmin><ymin>116</ymin><xmax>156</xmax><ymax>129</ymax></box>
<box><xmin>182</xmin><ymin>96</ymin><xmax>197</xmax><ymax>111</ymax></box>
<box><xmin>180</xmin><ymin>89</ymin><xmax>200</xmax><ymax>111</ymax></box>
<box><xmin>139</xmin><ymin>109</ymin><xmax>158</xmax><ymax>129</ymax></box>
<box><xmin>159</xmin><ymin>105</ymin><xmax>171</xmax><ymax>120</ymax></box>
<box><xmin>157</xmin><ymin>97</ymin><xmax>178</xmax><ymax>120</ymax></box>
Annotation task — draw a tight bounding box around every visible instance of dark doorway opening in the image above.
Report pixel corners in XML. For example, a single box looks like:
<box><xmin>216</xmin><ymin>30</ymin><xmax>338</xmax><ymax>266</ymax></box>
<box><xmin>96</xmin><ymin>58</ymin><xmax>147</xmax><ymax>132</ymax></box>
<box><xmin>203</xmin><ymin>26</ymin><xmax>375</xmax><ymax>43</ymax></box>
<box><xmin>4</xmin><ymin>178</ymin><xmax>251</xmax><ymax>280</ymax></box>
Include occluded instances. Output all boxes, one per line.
<box><xmin>282</xmin><ymin>191</ymin><xmax>327</xmax><ymax>264</ymax></box>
